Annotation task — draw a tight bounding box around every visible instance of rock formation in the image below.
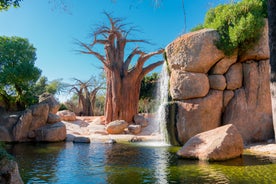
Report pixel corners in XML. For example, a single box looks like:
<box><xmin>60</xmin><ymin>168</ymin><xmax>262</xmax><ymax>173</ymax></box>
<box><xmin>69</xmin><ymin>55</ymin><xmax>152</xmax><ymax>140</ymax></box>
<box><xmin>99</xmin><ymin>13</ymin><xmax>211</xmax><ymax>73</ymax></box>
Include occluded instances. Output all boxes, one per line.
<box><xmin>177</xmin><ymin>124</ymin><xmax>243</xmax><ymax>161</ymax></box>
<box><xmin>0</xmin><ymin>94</ymin><xmax>66</xmax><ymax>142</ymax></box>
<box><xmin>0</xmin><ymin>157</ymin><xmax>23</xmax><ymax>184</ymax></box>
<box><xmin>165</xmin><ymin>20</ymin><xmax>274</xmax><ymax>145</ymax></box>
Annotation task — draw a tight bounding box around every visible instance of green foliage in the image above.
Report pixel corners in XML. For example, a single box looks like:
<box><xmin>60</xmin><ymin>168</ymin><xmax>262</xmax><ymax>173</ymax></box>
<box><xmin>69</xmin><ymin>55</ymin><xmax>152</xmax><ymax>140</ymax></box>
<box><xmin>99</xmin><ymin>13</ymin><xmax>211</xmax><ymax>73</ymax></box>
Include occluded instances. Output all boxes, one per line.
<box><xmin>139</xmin><ymin>73</ymin><xmax>159</xmax><ymax>113</ymax></box>
<box><xmin>59</xmin><ymin>103</ymin><xmax>68</xmax><ymax>111</ymax></box>
<box><xmin>0</xmin><ymin>36</ymin><xmax>41</xmax><ymax>110</ymax></box>
<box><xmin>0</xmin><ymin>142</ymin><xmax>13</xmax><ymax>161</ymax></box>
<box><xmin>190</xmin><ymin>24</ymin><xmax>204</xmax><ymax>32</ymax></box>
<box><xmin>193</xmin><ymin>0</ymin><xmax>267</xmax><ymax>55</ymax></box>
<box><xmin>140</xmin><ymin>72</ymin><xmax>159</xmax><ymax>100</ymax></box>
<box><xmin>0</xmin><ymin>0</ymin><xmax>21</xmax><ymax>11</ymax></box>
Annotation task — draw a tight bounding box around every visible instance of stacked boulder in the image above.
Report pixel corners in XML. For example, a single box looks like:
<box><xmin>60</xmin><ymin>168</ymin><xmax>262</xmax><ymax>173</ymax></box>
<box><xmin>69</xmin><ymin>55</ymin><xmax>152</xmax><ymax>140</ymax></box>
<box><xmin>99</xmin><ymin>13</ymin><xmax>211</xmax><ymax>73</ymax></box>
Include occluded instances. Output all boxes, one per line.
<box><xmin>0</xmin><ymin>94</ymin><xmax>66</xmax><ymax>142</ymax></box>
<box><xmin>165</xmin><ymin>20</ymin><xmax>274</xmax><ymax>145</ymax></box>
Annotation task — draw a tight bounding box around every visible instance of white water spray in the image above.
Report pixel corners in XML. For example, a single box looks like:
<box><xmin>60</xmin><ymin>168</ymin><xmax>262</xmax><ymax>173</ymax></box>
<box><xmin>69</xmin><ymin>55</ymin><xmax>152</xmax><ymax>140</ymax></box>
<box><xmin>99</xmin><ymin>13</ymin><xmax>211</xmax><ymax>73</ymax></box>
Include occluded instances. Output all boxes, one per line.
<box><xmin>156</xmin><ymin>62</ymin><xmax>170</xmax><ymax>144</ymax></box>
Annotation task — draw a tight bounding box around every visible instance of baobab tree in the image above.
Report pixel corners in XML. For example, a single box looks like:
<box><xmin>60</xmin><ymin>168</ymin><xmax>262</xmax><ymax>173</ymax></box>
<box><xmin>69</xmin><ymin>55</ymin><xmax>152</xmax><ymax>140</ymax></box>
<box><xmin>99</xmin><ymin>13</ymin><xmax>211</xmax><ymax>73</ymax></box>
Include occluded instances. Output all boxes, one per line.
<box><xmin>69</xmin><ymin>77</ymin><xmax>104</xmax><ymax>116</ymax></box>
<box><xmin>77</xmin><ymin>13</ymin><xmax>164</xmax><ymax>123</ymax></box>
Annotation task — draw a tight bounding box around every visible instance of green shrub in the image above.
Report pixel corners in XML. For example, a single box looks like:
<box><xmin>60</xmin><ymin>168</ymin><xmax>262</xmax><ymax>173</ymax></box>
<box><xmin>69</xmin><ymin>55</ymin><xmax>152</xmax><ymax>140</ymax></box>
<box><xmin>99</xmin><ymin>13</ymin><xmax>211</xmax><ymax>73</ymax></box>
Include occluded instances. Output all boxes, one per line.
<box><xmin>192</xmin><ymin>0</ymin><xmax>267</xmax><ymax>55</ymax></box>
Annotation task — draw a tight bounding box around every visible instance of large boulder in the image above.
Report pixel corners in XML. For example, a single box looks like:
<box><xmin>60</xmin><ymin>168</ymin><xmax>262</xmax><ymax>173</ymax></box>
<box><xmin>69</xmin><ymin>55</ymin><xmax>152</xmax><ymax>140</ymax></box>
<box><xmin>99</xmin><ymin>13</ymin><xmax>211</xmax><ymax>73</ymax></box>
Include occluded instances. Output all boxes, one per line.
<box><xmin>106</xmin><ymin>120</ymin><xmax>128</xmax><ymax>134</ymax></box>
<box><xmin>166</xmin><ymin>29</ymin><xmax>224</xmax><ymax>73</ymax></box>
<box><xmin>57</xmin><ymin>110</ymin><xmax>76</xmax><ymax>121</ymax></box>
<box><xmin>239</xmin><ymin>19</ymin><xmax>269</xmax><ymax>62</ymax></box>
<box><xmin>12</xmin><ymin>109</ymin><xmax>33</xmax><ymax>142</ymax></box>
<box><xmin>35</xmin><ymin>122</ymin><xmax>66</xmax><ymax>142</ymax></box>
<box><xmin>29</xmin><ymin>103</ymin><xmax>49</xmax><ymax>130</ymax></box>
<box><xmin>170</xmin><ymin>70</ymin><xmax>209</xmax><ymax>100</ymax></box>
<box><xmin>223</xmin><ymin>60</ymin><xmax>273</xmax><ymax>143</ymax></box>
<box><xmin>175</xmin><ymin>90</ymin><xmax>223</xmax><ymax>144</ymax></box>
<box><xmin>0</xmin><ymin>158</ymin><xmax>23</xmax><ymax>184</ymax></box>
<box><xmin>39</xmin><ymin>93</ymin><xmax>60</xmax><ymax>114</ymax></box>
<box><xmin>177</xmin><ymin>124</ymin><xmax>243</xmax><ymax>161</ymax></box>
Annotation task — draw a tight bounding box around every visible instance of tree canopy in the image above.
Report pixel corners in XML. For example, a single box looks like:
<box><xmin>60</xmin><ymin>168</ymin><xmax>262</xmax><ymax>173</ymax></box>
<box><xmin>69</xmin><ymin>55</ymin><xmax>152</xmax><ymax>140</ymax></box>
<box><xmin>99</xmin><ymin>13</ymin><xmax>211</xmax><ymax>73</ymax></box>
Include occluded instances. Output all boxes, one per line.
<box><xmin>0</xmin><ymin>36</ymin><xmax>41</xmax><ymax>110</ymax></box>
<box><xmin>0</xmin><ymin>0</ymin><xmax>21</xmax><ymax>11</ymax></box>
<box><xmin>192</xmin><ymin>0</ymin><xmax>267</xmax><ymax>55</ymax></box>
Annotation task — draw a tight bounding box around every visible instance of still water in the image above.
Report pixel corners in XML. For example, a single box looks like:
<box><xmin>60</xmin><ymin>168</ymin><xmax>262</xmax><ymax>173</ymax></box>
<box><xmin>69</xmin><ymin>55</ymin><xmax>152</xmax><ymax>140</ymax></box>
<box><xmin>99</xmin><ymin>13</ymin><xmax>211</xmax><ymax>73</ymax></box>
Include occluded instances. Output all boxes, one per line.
<box><xmin>7</xmin><ymin>142</ymin><xmax>276</xmax><ymax>184</ymax></box>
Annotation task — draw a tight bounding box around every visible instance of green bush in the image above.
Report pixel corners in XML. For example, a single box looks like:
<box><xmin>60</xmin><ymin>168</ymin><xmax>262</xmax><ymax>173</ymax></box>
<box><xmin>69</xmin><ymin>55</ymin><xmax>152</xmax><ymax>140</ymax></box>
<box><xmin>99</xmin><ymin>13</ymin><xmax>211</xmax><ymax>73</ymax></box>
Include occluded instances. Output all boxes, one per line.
<box><xmin>192</xmin><ymin>0</ymin><xmax>267</xmax><ymax>55</ymax></box>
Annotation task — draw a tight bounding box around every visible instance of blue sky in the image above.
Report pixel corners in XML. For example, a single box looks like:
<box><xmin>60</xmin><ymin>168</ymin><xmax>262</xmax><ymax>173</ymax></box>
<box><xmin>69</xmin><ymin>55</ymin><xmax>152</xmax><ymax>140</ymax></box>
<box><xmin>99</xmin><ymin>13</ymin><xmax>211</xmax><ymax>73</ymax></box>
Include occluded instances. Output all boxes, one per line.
<box><xmin>0</xmin><ymin>0</ymin><xmax>229</xmax><ymax>100</ymax></box>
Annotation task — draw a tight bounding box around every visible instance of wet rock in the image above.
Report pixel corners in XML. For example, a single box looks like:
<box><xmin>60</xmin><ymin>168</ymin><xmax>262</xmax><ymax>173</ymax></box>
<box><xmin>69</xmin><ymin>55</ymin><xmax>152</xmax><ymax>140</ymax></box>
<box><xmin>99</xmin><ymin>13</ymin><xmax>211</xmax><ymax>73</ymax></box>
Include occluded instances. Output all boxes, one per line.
<box><xmin>73</xmin><ymin>136</ymin><xmax>90</xmax><ymax>143</ymax></box>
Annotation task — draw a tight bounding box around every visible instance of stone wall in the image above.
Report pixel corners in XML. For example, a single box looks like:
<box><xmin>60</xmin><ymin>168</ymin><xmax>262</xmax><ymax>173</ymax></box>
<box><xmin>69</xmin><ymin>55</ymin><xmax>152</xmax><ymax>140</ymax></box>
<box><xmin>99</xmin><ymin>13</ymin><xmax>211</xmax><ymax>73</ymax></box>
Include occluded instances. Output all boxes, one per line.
<box><xmin>165</xmin><ymin>20</ymin><xmax>274</xmax><ymax>145</ymax></box>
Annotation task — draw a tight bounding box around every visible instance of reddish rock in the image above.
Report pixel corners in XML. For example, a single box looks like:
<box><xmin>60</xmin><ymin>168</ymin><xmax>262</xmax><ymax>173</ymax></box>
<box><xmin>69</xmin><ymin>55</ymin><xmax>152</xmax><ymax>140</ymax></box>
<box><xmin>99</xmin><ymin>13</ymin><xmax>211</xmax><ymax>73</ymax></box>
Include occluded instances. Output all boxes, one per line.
<box><xmin>208</xmin><ymin>75</ymin><xmax>226</xmax><ymax>90</ymax></box>
<box><xmin>106</xmin><ymin>120</ymin><xmax>128</xmax><ymax>134</ymax></box>
<box><xmin>0</xmin><ymin>158</ymin><xmax>23</xmax><ymax>184</ymax></box>
<box><xmin>128</xmin><ymin>124</ymin><xmax>142</xmax><ymax>134</ymax></box>
<box><xmin>166</xmin><ymin>29</ymin><xmax>224</xmax><ymax>73</ymax></box>
<box><xmin>35</xmin><ymin>122</ymin><xmax>66</xmax><ymax>142</ymax></box>
<box><xmin>223</xmin><ymin>60</ymin><xmax>273</xmax><ymax>143</ymax></box>
<box><xmin>12</xmin><ymin>109</ymin><xmax>33</xmax><ymax>142</ymax></box>
<box><xmin>177</xmin><ymin>124</ymin><xmax>243</xmax><ymax>161</ymax></box>
<box><xmin>134</xmin><ymin>114</ymin><xmax>148</xmax><ymax>127</ymax></box>
<box><xmin>176</xmin><ymin>90</ymin><xmax>223</xmax><ymax>144</ymax></box>
<box><xmin>47</xmin><ymin>113</ymin><xmax>61</xmax><ymax>124</ymax></box>
<box><xmin>223</xmin><ymin>90</ymin><xmax>234</xmax><ymax>111</ymax></box>
<box><xmin>225</xmin><ymin>63</ymin><xmax>243</xmax><ymax>90</ymax></box>
<box><xmin>239</xmin><ymin>19</ymin><xmax>269</xmax><ymax>62</ymax></box>
<box><xmin>170</xmin><ymin>70</ymin><xmax>209</xmax><ymax>100</ymax></box>
<box><xmin>39</xmin><ymin>93</ymin><xmax>60</xmax><ymax>114</ymax></box>
<box><xmin>57</xmin><ymin>110</ymin><xmax>76</xmax><ymax>121</ymax></box>
<box><xmin>29</xmin><ymin>103</ymin><xmax>49</xmax><ymax>130</ymax></box>
<box><xmin>210</xmin><ymin>50</ymin><xmax>238</xmax><ymax>74</ymax></box>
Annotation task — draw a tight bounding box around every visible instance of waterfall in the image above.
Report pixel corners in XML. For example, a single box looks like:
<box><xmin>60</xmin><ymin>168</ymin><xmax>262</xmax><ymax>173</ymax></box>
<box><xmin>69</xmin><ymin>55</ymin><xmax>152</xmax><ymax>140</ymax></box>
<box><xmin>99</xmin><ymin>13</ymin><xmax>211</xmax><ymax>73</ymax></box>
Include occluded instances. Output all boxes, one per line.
<box><xmin>156</xmin><ymin>62</ymin><xmax>170</xmax><ymax>144</ymax></box>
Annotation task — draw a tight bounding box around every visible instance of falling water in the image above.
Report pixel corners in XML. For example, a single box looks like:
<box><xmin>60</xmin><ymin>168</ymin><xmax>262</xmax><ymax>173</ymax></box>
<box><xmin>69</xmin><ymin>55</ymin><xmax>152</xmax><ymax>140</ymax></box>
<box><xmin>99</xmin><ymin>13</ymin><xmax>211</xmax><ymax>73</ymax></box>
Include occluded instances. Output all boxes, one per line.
<box><xmin>270</xmin><ymin>82</ymin><xmax>276</xmax><ymax>141</ymax></box>
<box><xmin>156</xmin><ymin>62</ymin><xmax>170</xmax><ymax>144</ymax></box>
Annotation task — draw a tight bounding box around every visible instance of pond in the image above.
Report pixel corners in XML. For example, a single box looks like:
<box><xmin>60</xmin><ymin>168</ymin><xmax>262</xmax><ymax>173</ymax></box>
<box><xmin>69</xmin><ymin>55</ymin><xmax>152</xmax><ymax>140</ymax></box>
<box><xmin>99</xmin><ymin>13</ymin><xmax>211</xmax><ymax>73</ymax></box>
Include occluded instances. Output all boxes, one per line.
<box><xmin>7</xmin><ymin>142</ymin><xmax>276</xmax><ymax>184</ymax></box>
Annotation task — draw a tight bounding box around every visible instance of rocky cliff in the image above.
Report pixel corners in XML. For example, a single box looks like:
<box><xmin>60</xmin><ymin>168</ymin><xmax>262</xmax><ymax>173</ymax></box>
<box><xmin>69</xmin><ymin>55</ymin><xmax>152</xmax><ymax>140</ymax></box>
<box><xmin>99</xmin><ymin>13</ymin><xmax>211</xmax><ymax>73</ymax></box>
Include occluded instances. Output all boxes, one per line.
<box><xmin>165</xmin><ymin>20</ymin><xmax>274</xmax><ymax>145</ymax></box>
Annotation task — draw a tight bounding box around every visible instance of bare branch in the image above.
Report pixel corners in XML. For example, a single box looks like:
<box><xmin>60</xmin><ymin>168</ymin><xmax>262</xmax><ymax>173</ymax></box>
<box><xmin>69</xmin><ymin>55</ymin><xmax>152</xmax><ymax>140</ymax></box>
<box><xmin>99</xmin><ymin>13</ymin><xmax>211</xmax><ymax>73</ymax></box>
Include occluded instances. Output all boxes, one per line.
<box><xmin>137</xmin><ymin>48</ymin><xmax>164</xmax><ymax>69</ymax></box>
<box><xmin>140</xmin><ymin>60</ymin><xmax>164</xmax><ymax>79</ymax></box>
<box><xmin>123</xmin><ymin>47</ymin><xmax>143</xmax><ymax>76</ymax></box>
<box><xmin>75</xmin><ymin>40</ymin><xmax>112</xmax><ymax>70</ymax></box>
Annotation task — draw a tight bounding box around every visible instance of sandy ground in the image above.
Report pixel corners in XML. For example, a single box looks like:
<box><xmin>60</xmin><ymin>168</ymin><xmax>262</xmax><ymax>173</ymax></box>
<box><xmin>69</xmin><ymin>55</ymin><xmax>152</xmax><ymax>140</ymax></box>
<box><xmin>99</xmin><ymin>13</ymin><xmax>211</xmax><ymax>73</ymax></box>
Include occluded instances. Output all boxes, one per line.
<box><xmin>63</xmin><ymin>116</ymin><xmax>276</xmax><ymax>158</ymax></box>
<box><xmin>63</xmin><ymin>116</ymin><xmax>163</xmax><ymax>143</ymax></box>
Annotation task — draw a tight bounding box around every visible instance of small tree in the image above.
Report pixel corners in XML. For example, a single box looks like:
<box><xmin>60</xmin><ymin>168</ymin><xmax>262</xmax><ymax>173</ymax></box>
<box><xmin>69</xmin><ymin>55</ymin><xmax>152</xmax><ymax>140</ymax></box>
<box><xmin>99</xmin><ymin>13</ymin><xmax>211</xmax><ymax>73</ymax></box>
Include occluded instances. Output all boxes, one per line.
<box><xmin>68</xmin><ymin>76</ymin><xmax>104</xmax><ymax>116</ymax></box>
<box><xmin>78</xmin><ymin>13</ymin><xmax>164</xmax><ymax>123</ymax></box>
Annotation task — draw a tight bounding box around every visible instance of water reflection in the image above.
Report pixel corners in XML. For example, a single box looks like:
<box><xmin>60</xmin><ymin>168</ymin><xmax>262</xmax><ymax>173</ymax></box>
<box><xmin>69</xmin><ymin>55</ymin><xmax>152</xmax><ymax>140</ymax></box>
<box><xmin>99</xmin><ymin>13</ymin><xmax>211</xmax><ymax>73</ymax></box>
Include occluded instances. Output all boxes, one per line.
<box><xmin>7</xmin><ymin>142</ymin><xmax>276</xmax><ymax>184</ymax></box>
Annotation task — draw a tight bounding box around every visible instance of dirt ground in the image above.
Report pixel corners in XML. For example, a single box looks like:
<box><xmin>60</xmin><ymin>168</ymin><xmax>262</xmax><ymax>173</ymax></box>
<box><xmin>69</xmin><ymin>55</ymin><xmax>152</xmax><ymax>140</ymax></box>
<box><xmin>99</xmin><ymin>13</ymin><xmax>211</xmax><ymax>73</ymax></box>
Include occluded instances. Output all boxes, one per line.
<box><xmin>63</xmin><ymin>116</ymin><xmax>163</xmax><ymax>143</ymax></box>
<box><xmin>63</xmin><ymin>116</ymin><xmax>276</xmax><ymax>157</ymax></box>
